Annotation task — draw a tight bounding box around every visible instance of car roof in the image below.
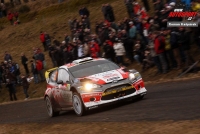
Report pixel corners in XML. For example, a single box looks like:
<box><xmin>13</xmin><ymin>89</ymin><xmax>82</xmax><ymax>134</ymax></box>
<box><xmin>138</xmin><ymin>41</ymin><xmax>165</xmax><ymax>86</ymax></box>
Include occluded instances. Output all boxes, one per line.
<box><xmin>59</xmin><ymin>58</ymin><xmax>107</xmax><ymax>70</ymax></box>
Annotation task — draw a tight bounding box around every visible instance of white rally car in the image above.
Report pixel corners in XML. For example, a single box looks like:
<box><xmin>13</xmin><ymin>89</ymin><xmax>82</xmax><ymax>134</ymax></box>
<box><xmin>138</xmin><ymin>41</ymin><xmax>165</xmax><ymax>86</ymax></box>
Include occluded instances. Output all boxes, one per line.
<box><xmin>44</xmin><ymin>57</ymin><xmax>147</xmax><ymax>117</ymax></box>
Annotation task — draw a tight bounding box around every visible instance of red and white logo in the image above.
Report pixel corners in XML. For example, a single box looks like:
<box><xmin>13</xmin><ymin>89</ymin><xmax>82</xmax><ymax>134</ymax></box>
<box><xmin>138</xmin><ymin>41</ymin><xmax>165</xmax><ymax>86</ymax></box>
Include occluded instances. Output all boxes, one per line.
<box><xmin>168</xmin><ymin>9</ymin><xmax>197</xmax><ymax>20</ymax></box>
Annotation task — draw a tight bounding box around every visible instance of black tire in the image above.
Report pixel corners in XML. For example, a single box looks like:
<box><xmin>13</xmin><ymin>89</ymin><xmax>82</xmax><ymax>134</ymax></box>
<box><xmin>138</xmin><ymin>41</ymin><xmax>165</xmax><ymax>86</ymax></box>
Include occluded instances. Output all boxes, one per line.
<box><xmin>139</xmin><ymin>95</ymin><xmax>144</xmax><ymax>100</ymax></box>
<box><xmin>45</xmin><ymin>96</ymin><xmax>59</xmax><ymax>117</ymax></box>
<box><xmin>72</xmin><ymin>92</ymin><xmax>86</xmax><ymax>116</ymax></box>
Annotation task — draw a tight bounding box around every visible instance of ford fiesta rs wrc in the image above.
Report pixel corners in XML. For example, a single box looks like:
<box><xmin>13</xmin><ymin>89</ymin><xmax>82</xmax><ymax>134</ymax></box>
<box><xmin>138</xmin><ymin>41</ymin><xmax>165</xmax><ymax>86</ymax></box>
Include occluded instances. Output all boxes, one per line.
<box><xmin>44</xmin><ymin>57</ymin><xmax>147</xmax><ymax>117</ymax></box>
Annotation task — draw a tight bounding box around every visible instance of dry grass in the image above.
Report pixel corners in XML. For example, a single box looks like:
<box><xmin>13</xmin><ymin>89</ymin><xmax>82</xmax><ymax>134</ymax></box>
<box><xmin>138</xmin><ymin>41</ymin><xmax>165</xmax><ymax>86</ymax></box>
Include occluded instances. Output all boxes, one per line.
<box><xmin>0</xmin><ymin>0</ymin><xmax>129</xmax><ymax>103</ymax></box>
<box><xmin>1</xmin><ymin>120</ymin><xmax>200</xmax><ymax>134</ymax></box>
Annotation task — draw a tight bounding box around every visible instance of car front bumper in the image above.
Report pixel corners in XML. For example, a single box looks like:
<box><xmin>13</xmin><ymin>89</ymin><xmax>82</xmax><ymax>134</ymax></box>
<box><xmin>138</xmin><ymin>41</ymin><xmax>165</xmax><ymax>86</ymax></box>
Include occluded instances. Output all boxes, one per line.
<box><xmin>81</xmin><ymin>78</ymin><xmax>147</xmax><ymax>110</ymax></box>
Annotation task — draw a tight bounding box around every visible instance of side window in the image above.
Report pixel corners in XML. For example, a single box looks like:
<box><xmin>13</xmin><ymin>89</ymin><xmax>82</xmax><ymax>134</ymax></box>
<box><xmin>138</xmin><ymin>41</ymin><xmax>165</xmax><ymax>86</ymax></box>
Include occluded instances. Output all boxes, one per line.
<box><xmin>57</xmin><ymin>69</ymin><xmax>70</xmax><ymax>83</ymax></box>
<box><xmin>49</xmin><ymin>70</ymin><xmax>58</xmax><ymax>83</ymax></box>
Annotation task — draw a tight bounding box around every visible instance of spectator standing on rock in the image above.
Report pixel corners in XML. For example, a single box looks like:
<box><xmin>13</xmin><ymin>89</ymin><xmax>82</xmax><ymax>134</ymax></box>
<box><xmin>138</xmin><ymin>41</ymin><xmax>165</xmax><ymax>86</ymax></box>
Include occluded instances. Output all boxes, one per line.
<box><xmin>40</xmin><ymin>31</ymin><xmax>47</xmax><ymax>51</ymax></box>
<box><xmin>21</xmin><ymin>53</ymin><xmax>29</xmax><ymax>76</ymax></box>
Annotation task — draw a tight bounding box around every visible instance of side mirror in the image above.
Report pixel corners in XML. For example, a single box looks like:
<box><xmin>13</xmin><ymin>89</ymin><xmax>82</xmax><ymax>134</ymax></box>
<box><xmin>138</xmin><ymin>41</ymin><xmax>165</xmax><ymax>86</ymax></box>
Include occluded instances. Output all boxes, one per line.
<box><xmin>66</xmin><ymin>81</ymin><xmax>70</xmax><ymax>84</ymax></box>
<box><xmin>57</xmin><ymin>80</ymin><xmax>64</xmax><ymax>85</ymax></box>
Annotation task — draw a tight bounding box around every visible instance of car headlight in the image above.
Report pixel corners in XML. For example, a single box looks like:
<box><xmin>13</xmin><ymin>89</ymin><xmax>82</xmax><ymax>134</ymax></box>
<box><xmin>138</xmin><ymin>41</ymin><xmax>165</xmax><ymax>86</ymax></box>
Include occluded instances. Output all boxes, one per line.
<box><xmin>129</xmin><ymin>73</ymin><xmax>136</xmax><ymax>81</ymax></box>
<box><xmin>84</xmin><ymin>83</ymin><xmax>100</xmax><ymax>91</ymax></box>
<box><xmin>129</xmin><ymin>72</ymin><xmax>141</xmax><ymax>81</ymax></box>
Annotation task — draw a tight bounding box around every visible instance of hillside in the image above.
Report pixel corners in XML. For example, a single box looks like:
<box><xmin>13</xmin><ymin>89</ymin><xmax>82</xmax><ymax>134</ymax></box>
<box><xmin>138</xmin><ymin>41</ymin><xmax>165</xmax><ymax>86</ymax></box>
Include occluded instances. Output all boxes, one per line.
<box><xmin>0</xmin><ymin>0</ymin><xmax>200</xmax><ymax>103</ymax></box>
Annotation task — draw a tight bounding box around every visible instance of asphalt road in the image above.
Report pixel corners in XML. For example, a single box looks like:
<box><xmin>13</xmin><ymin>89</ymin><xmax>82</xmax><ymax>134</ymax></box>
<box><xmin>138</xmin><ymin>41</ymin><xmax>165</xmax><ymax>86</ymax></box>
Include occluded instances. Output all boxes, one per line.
<box><xmin>0</xmin><ymin>78</ymin><xmax>200</xmax><ymax>124</ymax></box>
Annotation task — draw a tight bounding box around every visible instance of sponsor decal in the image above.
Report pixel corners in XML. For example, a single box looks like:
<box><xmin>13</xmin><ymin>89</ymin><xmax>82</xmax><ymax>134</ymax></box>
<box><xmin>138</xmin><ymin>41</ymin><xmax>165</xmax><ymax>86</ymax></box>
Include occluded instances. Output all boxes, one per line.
<box><xmin>102</xmin><ymin>85</ymin><xmax>134</xmax><ymax>96</ymax></box>
<box><xmin>86</xmin><ymin>70</ymin><xmax>123</xmax><ymax>83</ymax></box>
<box><xmin>168</xmin><ymin>9</ymin><xmax>197</xmax><ymax>20</ymax></box>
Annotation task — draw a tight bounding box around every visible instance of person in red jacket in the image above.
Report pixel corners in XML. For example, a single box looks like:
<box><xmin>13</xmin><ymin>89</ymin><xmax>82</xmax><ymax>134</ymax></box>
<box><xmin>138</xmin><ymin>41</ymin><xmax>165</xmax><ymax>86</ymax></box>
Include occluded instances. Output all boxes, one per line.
<box><xmin>153</xmin><ymin>31</ymin><xmax>168</xmax><ymax>74</ymax></box>
<box><xmin>36</xmin><ymin>60</ymin><xmax>45</xmax><ymax>82</ymax></box>
<box><xmin>40</xmin><ymin>31</ymin><xmax>47</xmax><ymax>51</ymax></box>
<box><xmin>7</xmin><ymin>12</ymin><xmax>14</xmax><ymax>25</ymax></box>
<box><xmin>89</xmin><ymin>40</ymin><xmax>100</xmax><ymax>58</ymax></box>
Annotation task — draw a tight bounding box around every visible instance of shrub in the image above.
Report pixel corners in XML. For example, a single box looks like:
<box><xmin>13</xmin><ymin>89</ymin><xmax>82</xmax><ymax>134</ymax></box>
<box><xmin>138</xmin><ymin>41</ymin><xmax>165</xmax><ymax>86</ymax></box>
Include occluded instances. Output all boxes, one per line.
<box><xmin>18</xmin><ymin>5</ymin><xmax>31</xmax><ymax>13</ymax></box>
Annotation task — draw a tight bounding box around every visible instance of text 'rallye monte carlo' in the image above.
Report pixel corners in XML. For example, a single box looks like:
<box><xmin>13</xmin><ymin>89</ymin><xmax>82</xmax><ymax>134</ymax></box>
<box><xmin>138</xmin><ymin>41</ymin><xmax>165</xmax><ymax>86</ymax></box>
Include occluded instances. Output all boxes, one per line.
<box><xmin>44</xmin><ymin>57</ymin><xmax>147</xmax><ymax>117</ymax></box>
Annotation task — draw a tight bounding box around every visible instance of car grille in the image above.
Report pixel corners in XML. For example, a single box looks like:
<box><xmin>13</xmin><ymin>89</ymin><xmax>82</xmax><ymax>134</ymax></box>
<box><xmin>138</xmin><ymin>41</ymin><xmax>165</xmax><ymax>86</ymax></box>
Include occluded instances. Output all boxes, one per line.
<box><xmin>101</xmin><ymin>84</ymin><xmax>136</xmax><ymax>100</ymax></box>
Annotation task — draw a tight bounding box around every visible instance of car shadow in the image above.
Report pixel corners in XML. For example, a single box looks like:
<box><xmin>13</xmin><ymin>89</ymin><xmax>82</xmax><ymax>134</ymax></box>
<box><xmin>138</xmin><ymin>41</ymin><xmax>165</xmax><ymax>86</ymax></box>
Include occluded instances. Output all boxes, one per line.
<box><xmin>59</xmin><ymin>96</ymin><xmax>147</xmax><ymax>117</ymax></box>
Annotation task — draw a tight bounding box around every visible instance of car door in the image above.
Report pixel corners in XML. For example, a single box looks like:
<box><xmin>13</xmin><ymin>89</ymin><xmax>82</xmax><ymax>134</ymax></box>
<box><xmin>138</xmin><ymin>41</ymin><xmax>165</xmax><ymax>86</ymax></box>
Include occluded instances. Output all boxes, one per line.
<box><xmin>48</xmin><ymin>69</ymin><xmax>62</xmax><ymax>108</ymax></box>
<box><xmin>57</xmin><ymin>68</ymin><xmax>73</xmax><ymax>108</ymax></box>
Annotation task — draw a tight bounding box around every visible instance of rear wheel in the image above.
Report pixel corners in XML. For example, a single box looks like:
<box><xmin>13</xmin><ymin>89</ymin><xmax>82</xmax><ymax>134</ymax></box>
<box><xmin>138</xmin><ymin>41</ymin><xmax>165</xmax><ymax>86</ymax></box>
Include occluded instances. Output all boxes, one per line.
<box><xmin>45</xmin><ymin>96</ymin><xmax>59</xmax><ymax>117</ymax></box>
<box><xmin>72</xmin><ymin>92</ymin><xmax>85</xmax><ymax>116</ymax></box>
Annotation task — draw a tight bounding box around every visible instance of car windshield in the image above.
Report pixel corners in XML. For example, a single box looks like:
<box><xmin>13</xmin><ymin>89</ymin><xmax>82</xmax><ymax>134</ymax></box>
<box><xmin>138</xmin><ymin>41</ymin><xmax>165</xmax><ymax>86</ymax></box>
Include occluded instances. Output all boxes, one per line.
<box><xmin>68</xmin><ymin>60</ymin><xmax>120</xmax><ymax>78</ymax></box>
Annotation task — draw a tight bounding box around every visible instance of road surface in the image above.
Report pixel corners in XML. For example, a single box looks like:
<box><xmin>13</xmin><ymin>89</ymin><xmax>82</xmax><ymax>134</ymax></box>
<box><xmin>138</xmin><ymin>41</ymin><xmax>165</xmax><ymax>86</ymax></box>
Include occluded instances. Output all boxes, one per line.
<box><xmin>0</xmin><ymin>78</ymin><xmax>200</xmax><ymax>124</ymax></box>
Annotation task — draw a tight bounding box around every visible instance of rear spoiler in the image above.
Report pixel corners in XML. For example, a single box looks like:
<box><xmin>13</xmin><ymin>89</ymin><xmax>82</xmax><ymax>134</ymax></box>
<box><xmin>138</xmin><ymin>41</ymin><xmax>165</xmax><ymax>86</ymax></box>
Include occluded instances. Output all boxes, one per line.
<box><xmin>45</xmin><ymin>67</ymin><xmax>58</xmax><ymax>82</ymax></box>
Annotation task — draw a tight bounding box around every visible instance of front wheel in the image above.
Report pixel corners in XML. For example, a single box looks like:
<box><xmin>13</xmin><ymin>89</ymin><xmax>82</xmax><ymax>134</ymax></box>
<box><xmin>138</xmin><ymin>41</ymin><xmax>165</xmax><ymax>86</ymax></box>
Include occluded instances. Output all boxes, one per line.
<box><xmin>72</xmin><ymin>92</ymin><xmax>86</xmax><ymax>116</ymax></box>
<box><xmin>45</xmin><ymin>96</ymin><xmax>59</xmax><ymax>117</ymax></box>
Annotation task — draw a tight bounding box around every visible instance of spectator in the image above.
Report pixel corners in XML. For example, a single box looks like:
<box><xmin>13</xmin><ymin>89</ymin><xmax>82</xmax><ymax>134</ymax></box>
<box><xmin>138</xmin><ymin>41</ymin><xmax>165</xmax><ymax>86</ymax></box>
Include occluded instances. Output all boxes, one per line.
<box><xmin>40</xmin><ymin>31</ymin><xmax>47</xmax><ymax>51</ymax></box>
<box><xmin>21</xmin><ymin>74</ymin><xmax>30</xmax><ymax>100</ymax></box>
<box><xmin>30</xmin><ymin>60</ymin><xmax>39</xmax><ymax>84</ymax></box>
<box><xmin>105</xmin><ymin>3</ymin><xmax>115</xmax><ymax>22</ymax></box>
<box><xmin>148</xmin><ymin>34</ymin><xmax>162</xmax><ymax>74</ymax></box>
<box><xmin>48</xmin><ymin>45</ymin><xmax>57</xmax><ymax>67</ymax></box>
<box><xmin>124</xmin><ymin>0</ymin><xmax>134</xmax><ymax>18</ymax></box>
<box><xmin>102</xmin><ymin>41</ymin><xmax>115</xmax><ymax>62</ymax></box>
<box><xmin>4</xmin><ymin>51</ymin><xmax>12</xmax><ymax>62</ymax></box>
<box><xmin>37</xmin><ymin>49</ymin><xmax>46</xmax><ymax>69</ymax></box>
<box><xmin>63</xmin><ymin>47</ymin><xmax>73</xmax><ymax>64</ymax></box>
<box><xmin>79</xmin><ymin>7</ymin><xmax>90</xmax><ymax>17</ymax></box>
<box><xmin>44</xmin><ymin>32</ymin><xmax>51</xmax><ymax>49</ymax></box>
<box><xmin>181</xmin><ymin>28</ymin><xmax>195</xmax><ymax>70</ymax></box>
<box><xmin>1</xmin><ymin>3</ymin><xmax>6</xmax><ymax>17</ymax></box>
<box><xmin>36</xmin><ymin>59</ymin><xmax>45</xmax><ymax>82</ymax></box>
<box><xmin>7</xmin><ymin>12</ymin><xmax>14</xmax><ymax>25</ymax></box>
<box><xmin>113</xmin><ymin>39</ymin><xmax>126</xmax><ymax>65</ymax></box>
<box><xmin>6</xmin><ymin>78</ymin><xmax>17</xmax><ymax>101</ymax></box>
<box><xmin>133</xmin><ymin>40</ymin><xmax>143</xmax><ymax>65</ymax></box>
<box><xmin>21</xmin><ymin>53</ymin><xmax>29</xmax><ymax>75</ymax></box>
<box><xmin>77</xmin><ymin>40</ymin><xmax>85</xmax><ymax>59</ymax></box>
<box><xmin>153</xmin><ymin>31</ymin><xmax>168</xmax><ymax>74</ymax></box>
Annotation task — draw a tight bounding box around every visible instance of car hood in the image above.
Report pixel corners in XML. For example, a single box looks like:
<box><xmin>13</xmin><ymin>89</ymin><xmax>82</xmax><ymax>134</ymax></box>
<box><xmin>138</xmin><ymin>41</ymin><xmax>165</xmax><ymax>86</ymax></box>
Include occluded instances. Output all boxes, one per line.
<box><xmin>79</xmin><ymin>69</ymin><xmax>129</xmax><ymax>85</ymax></box>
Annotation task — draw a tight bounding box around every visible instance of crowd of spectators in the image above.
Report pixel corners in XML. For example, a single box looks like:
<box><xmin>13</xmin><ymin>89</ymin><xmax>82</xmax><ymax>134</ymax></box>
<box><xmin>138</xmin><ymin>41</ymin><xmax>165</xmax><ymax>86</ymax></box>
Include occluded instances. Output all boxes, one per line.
<box><xmin>1</xmin><ymin>0</ymin><xmax>200</xmax><ymax>101</ymax></box>
<box><xmin>41</xmin><ymin>1</ymin><xmax>200</xmax><ymax>75</ymax></box>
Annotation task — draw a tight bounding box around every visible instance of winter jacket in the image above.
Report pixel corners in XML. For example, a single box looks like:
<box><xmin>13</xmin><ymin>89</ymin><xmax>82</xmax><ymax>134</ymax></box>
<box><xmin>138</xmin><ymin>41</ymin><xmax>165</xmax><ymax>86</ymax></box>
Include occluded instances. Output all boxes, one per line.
<box><xmin>7</xmin><ymin>13</ymin><xmax>13</xmax><ymax>21</ymax></box>
<box><xmin>31</xmin><ymin>62</ymin><xmax>38</xmax><ymax>74</ymax></box>
<box><xmin>21</xmin><ymin>55</ymin><xmax>28</xmax><ymax>65</ymax></box>
<box><xmin>21</xmin><ymin>76</ymin><xmax>29</xmax><ymax>89</ymax></box>
<box><xmin>129</xmin><ymin>26</ymin><xmax>136</xmax><ymax>39</ymax></box>
<box><xmin>154</xmin><ymin>35</ymin><xmax>166</xmax><ymax>54</ymax></box>
<box><xmin>40</xmin><ymin>33</ymin><xmax>45</xmax><ymax>43</ymax></box>
<box><xmin>113</xmin><ymin>43</ymin><xmax>126</xmax><ymax>56</ymax></box>
<box><xmin>36</xmin><ymin>60</ymin><xmax>43</xmax><ymax>71</ymax></box>
<box><xmin>103</xmin><ymin>44</ymin><xmax>115</xmax><ymax>59</ymax></box>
